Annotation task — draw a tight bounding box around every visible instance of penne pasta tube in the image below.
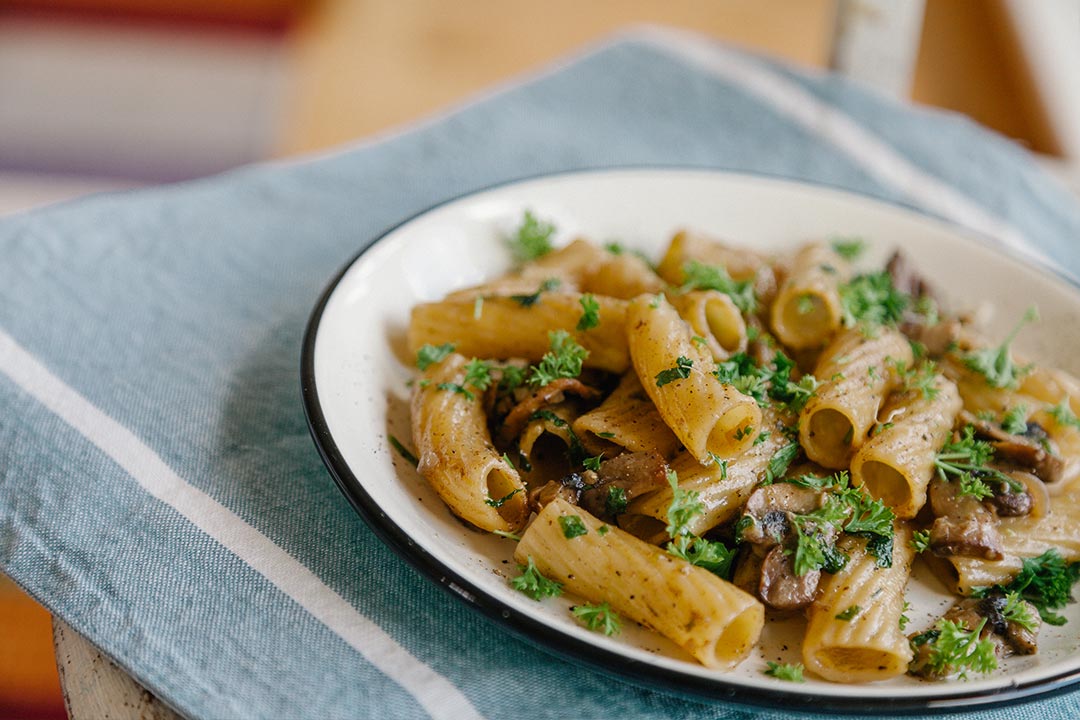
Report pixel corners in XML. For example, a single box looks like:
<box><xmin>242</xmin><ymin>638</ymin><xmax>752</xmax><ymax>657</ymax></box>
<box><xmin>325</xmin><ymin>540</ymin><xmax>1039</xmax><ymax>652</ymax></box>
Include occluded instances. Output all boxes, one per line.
<box><xmin>850</xmin><ymin>376</ymin><xmax>962</xmax><ymax>519</ymax></box>
<box><xmin>800</xmin><ymin>328</ymin><xmax>913</xmax><ymax>469</ymax></box>
<box><xmin>526</xmin><ymin>238</ymin><xmax>609</xmax><ymax>284</ymax></box>
<box><xmin>670</xmin><ymin>290</ymin><xmax>748</xmax><ymax>361</ymax></box>
<box><xmin>803</xmin><ymin>526</ymin><xmax>915</xmax><ymax>683</ymax></box>
<box><xmin>409</xmin><ymin>292</ymin><xmax>629</xmax><ymax>373</ymax></box>
<box><xmin>626</xmin><ymin>294</ymin><xmax>761</xmax><ymax>461</ymax></box>
<box><xmin>625</xmin><ymin>407</ymin><xmax>795</xmax><ymax>536</ymax></box>
<box><xmin>935</xmin><ymin>493</ymin><xmax>1080</xmax><ymax>594</ymax></box>
<box><xmin>769</xmin><ymin>242</ymin><xmax>849</xmax><ymax>350</ymax></box>
<box><xmin>584</xmin><ymin>252</ymin><xmax>665</xmax><ymax>299</ymax></box>
<box><xmin>515</xmin><ymin>497</ymin><xmax>764</xmax><ymax>668</ymax></box>
<box><xmin>656</xmin><ymin>230</ymin><xmax>768</xmax><ymax>284</ymax></box>
<box><xmin>571</xmin><ymin>372</ymin><xmax>681</xmax><ymax>458</ymax></box>
<box><xmin>411</xmin><ymin>354</ymin><xmax>528</xmax><ymax>532</ymax></box>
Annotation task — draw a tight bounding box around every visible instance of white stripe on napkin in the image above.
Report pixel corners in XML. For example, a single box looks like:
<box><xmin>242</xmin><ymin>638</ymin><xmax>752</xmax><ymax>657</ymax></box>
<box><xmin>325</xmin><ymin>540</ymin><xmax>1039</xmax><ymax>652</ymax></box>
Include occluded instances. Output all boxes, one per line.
<box><xmin>638</xmin><ymin>27</ymin><xmax>1057</xmax><ymax>271</ymax></box>
<box><xmin>0</xmin><ymin>328</ymin><xmax>484</xmax><ymax>720</ymax></box>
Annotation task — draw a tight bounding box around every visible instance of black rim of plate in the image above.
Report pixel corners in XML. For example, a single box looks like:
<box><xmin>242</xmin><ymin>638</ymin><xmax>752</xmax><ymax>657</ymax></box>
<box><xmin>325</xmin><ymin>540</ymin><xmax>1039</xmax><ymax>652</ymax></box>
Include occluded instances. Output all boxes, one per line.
<box><xmin>300</xmin><ymin>166</ymin><xmax>1080</xmax><ymax>714</ymax></box>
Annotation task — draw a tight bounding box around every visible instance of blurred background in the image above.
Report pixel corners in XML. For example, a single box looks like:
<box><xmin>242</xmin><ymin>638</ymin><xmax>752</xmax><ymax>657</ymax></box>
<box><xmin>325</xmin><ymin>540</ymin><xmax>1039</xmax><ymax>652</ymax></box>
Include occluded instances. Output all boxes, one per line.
<box><xmin>1</xmin><ymin>0</ymin><xmax>1078</xmax><ymax>717</ymax></box>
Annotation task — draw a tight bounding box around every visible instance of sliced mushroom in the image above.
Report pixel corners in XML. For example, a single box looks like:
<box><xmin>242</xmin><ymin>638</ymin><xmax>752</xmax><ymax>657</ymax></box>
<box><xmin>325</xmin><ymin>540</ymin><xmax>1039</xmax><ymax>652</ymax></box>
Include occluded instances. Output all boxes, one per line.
<box><xmin>497</xmin><ymin>378</ymin><xmax>601</xmax><ymax>445</ymax></box>
<box><xmin>527</xmin><ymin>470</ymin><xmax>595</xmax><ymax>512</ymax></box>
<box><xmin>740</xmin><ymin>483</ymin><xmax>824</xmax><ymax>546</ymax></box>
<box><xmin>758</xmin><ymin>545</ymin><xmax>821</xmax><ymax>611</ymax></box>
<box><xmin>579</xmin><ymin>451</ymin><xmax>669</xmax><ymax>520</ymax></box>
<box><xmin>927</xmin><ymin>478</ymin><xmax>1005</xmax><ymax>560</ymax></box>
<box><xmin>958</xmin><ymin>410</ymin><xmax>1065</xmax><ymax>485</ymax></box>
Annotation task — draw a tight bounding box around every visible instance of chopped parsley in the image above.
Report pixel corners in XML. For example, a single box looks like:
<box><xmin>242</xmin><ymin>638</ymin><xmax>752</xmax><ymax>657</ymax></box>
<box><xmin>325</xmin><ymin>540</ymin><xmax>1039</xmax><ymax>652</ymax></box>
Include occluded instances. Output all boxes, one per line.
<box><xmin>1001</xmin><ymin>591</ymin><xmax>1040</xmax><ymax>632</ymax></box>
<box><xmin>527</xmin><ymin>330</ymin><xmax>589</xmax><ymax>388</ymax></box>
<box><xmin>597</xmin><ymin>525</ymin><xmax>610</xmax><ymax>536</ymax></box>
<box><xmin>571</xmin><ymin>602</ymin><xmax>621</xmax><ymax>636</ymax></box>
<box><xmin>508</xmin><ymin>210</ymin><xmax>555</xmax><ymax>264</ymax></box>
<box><xmin>416</xmin><ymin>342</ymin><xmax>455</xmax><ymax>371</ymax></box>
<box><xmin>1049</xmin><ymin>398</ymin><xmax>1080</xmax><ymax>431</ymax></box>
<box><xmin>577</xmin><ymin>293</ymin><xmax>600</xmax><ymax>331</ymax></box>
<box><xmin>665</xmin><ymin>469</ymin><xmax>703</xmax><ymax>540</ymax></box>
<box><xmin>509</xmin><ymin>556</ymin><xmax>562</xmax><ymax>600</ymax></box>
<box><xmin>900</xmin><ymin>601</ymin><xmax>911</xmax><ymax>630</ymax></box>
<box><xmin>836</xmin><ymin>605</ymin><xmax>861</xmax><ymax>621</ymax></box>
<box><xmin>558</xmin><ymin>514</ymin><xmax>589</xmax><ymax>539</ymax></box>
<box><xmin>605</xmin><ymin>486</ymin><xmax>628</xmax><ymax>516</ymax></box>
<box><xmin>838</xmin><ymin>271</ymin><xmax>908</xmax><ymax>330</ymax></box>
<box><xmin>473</xmin><ymin>295</ymin><xmax>484</xmax><ymax>320</ymax></box>
<box><xmin>462</xmin><ymin>358</ymin><xmax>493</xmax><ymax>391</ymax></box>
<box><xmin>436</xmin><ymin>382</ymin><xmax>474</xmax><ymax>401</ymax></box>
<box><xmin>485</xmin><ymin>489</ymin><xmax>522</xmax><ymax>508</ymax></box>
<box><xmin>934</xmin><ymin>425</ymin><xmax>1020</xmax><ymax>491</ymax></box>
<box><xmin>679</xmin><ymin>260</ymin><xmax>757</xmax><ymax>314</ymax></box>
<box><xmin>763</xmin><ymin>662</ymin><xmax>805</xmax><ymax>682</ymax></box>
<box><xmin>974</xmin><ymin>549</ymin><xmax>1080</xmax><ymax>625</ymax></box>
<box><xmin>663</xmin><ymin>469</ymin><xmax>735</xmax><ymax>578</ymax></box>
<box><xmin>1002</xmin><ymin>404</ymin><xmax>1030</xmax><ymax>435</ymax></box>
<box><xmin>956</xmin><ymin>472</ymin><xmax>994</xmax><ymax>500</ymax></box>
<box><xmin>962</xmin><ymin>306</ymin><xmax>1038</xmax><ymax>389</ymax></box>
<box><xmin>764</xmin><ymin>441</ymin><xmax>800</xmax><ymax>483</ymax></box>
<box><xmin>831</xmin><ymin>237</ymin><xmax>866</xmax><ymax>261</ymax></box>
<box><xmin>733</xmin><ymin>425</ymin><xmax>754</xmax><ymax>441</ymax></box>
<box><xmin>388</xmin><ymin>435</ymin><xmax>418</xmax><ymax>467</ymax></box>
<box><xmin>655</xmin><ymin>356</ymin><xmax>694</xmax><ymax>387</ymax></box>
<box><xmin>510</xmin><ymin>278</ymin><xmax>561</xmax><ymax>307</ymax></box>
<box><xmin>582</xmin><ymin>454</ymin><xmax>604</xmax><ymax>471</ymax></box>
<box><xmin>910</xmin><ymin>530</ymin><xmax>931</xmax><ymax>553</ymax></box>
<box><xmin>797</xmin><ymin>294</ymin><xmax>815</xmax><ymax>315</ymax></box>
<box><xmin>915</xmin><ymin>618</ymin><xmax>997</xmax><ymax>679</ymax></box>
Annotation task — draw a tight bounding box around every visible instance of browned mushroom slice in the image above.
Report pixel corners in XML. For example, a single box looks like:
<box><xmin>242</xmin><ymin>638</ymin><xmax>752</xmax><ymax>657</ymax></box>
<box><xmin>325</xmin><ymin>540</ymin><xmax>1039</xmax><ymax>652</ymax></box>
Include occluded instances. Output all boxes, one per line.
<box><xmin>908</xmin><ymin>595</ymin><xmax>1040</xmax><ymax>678</ymax></box>
<box><xmin>739</xmin><ymin>483</ymin><xmax>824</xmax><ymax>546</ymax></box>
<box><xmin>927</xmin><ymin>478</ymin><xmax>1005</xmax><ymax>560</ymax></box>
<box><xmin>497</xmin><ymin>378</ymin><xmax>601</xmax><ymax>445</ymax></box>
<box><xmin>579</xmin><ymin>451</ymin><xmax>669</xmax><ymax>520</ymax></box>
<box><xmin>758</xmin><ymin>544</ymin><xmax>821</xmax><ymax>611</ymax></box>
<box><xmin>526</xmin><ymin>470</ymin><xmax>595</xmax><ymax>512</ymax></box>
<box><xmin>958</xmin><ymin>410</ymin><xmax>1065</xmax><ymax>485</ymax></box>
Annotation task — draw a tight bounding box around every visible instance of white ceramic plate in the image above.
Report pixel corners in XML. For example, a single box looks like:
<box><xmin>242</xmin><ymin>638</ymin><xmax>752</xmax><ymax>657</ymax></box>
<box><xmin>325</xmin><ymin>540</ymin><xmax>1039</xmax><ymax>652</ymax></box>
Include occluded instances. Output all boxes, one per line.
<box><xmin>302</xmin><ymin>169</ymin><xmax>1080</xmax><ymax>712</ymax></box>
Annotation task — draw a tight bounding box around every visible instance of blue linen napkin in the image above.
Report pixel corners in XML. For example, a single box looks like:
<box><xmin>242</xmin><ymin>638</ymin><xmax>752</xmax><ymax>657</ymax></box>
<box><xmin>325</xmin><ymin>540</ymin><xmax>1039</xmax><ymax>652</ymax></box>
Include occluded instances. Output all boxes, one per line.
<box><xmin>2</xmin><ymin>26</ymin><xmax>1080</xmax><ymax>720</ymax></box>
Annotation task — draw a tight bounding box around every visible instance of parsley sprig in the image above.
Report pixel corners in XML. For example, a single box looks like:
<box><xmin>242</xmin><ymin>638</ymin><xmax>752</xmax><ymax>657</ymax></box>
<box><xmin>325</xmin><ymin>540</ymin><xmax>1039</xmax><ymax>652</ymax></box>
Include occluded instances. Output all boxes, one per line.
<box><xmin>527</xmin><ymin>330</ymin><xmax>588</xmax><ymax>388</ymax></box>
<box><xmin>934</xmin><ymin>425</ymin><xmax>1020</xmax><ymax>491</ymax></box>
<box><xmin>508</xmin><ymin>210</ymin><xmax>555</xmax><ymax>264</ymax></box>
<box><xmin>577</xmin><ymin>293</ymin><xmax>600</xmax><ymax>331</ymax></box>
<box><xmin>1049</xmin><ymin>398</ymin><xmax>1080</xmax><ymax>430</ymax></box>
<box><xmin>974</xmin><ymin>549</ymin><xmax>1080</xmax><ymax>625</ymax></box>
<box><xmin>962</xmin><ymin>306</ymin><xmax>1038</xmax><ymax>388</ymax></box>
<box><xmin>763</xmin><ymin>661</ymin><xmax>805</xmax><ymax>682</ymax></box>
<box><xmin>664</xmin><ymin>469</ymin><xmax>736</xmax><ymax>579</ymax></box>
<box><xmin>679</xmin><ymin>260</ymin><xmax>757</xmax><ymax>314</ymax></box>
<box><xmin>838</xmin><ymin>271</ymin><xmax>908</xmax><ymax>330</ymax></box>
<box><xmin>915</xmin><ymin>618</ymin><xmax>997</xmax><ymax>679</ymax></box>
<box><xmin>416</xmin><ymin>343</ymin><xmax>454</xmax><ymax>371</ymax></box>
<box><xmin>655</xmin><ymin>356</ymin><xmax>694</xmax><ymax>387</ymax></box>
<box><xmin>509</xmin><ymin>556</ymin><xmax>562</xmax><ymax>601</ymax></box>
<box><xmin>572</xmin><ymin>602</ymin><xmax>621</xmax><ymax>636</ymax></box>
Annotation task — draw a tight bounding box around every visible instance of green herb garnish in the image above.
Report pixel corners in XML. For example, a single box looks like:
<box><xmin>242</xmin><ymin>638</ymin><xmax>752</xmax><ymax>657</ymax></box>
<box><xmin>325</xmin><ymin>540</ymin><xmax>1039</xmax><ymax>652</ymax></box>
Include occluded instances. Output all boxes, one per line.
<box><xmin>527</xmin><ymin>330</ymin><xmax>588</xmax><ymax>388</ymax></box>
<box><xmin>571</xmin><ymin>602</ymin><xmax>621</xmax><ymax>636</ymax></box>
<box><xmin>655</xmin><ymin>356</ymin><xmax>694</xmax><ymax>387</ymax></box>
<box><xmin>509</xmin><ymin>556</ymin><xmax>562</xmax><ymax>600</ymax></box>
<box><xmin>577</xmin><ymin>293</ymin><xmax>600</xmax><ymax>331</ymax></box>
<box><xmin>509</xmin><ymin>210</ymin><xmax>555</xmax><ymax>264</ymax></box>
<box><xmin>764</xmin><ymin>662</ymin><xmax>805</xmax><ymax>682</ymax></box>
<box><xmin>558</xmin><ymin>515</ymin><xmax>589</xmax><ymax>539</ymax></box>
<box><xmin>679</xmin><ymin>260</ymin><xmax>757</xmax><ymax>314</ymax></box>
<box><xmin>962</xmin><ymin>306</ymin><xmax>1038</xmax><ymax>389</ymax></box>
<box><xmin>416</xmin><ymin>342</ymin><xmax>455</xmax><ymax>371</ymax></box>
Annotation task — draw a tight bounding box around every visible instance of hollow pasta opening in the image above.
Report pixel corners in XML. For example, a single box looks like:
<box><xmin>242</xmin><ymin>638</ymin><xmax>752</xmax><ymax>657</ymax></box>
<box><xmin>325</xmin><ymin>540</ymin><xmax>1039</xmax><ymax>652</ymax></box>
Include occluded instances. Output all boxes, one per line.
<box><xmin>704</xmin><ymin>296</ymin><xmax>745</xmax><ymax>353</ymax></box>
<box><xmin>485</xmin><ymin>466</ymin><xmax>525</xmax><ymax>525</ymax></box>
<box><xmin>806</xmin><ymin>407</ymin><xmax>856</xmax><ymax>467</ymax></box>
<box><xmin>779</xmin><ymin>291</ymin><xmax>832</xmax><ymax>347</ymax></box>
<box><xmin>858</xmin><ymin>460</ymin><xmax>912</xmax><ymax>514</ymax></box>
<box><xmin>708</xmin><ymin>402</ymin><xmax>759</xmax><ymax>456</ymax></box>
<box><xmin>700</xmin><ymin>603</ymin><xmax>764</xmax><ymax>668</ymax></box>
<box><xmin>812</xmin><ymin>646</ymin><xmax>906</xmax><ymax>683</ymax></box>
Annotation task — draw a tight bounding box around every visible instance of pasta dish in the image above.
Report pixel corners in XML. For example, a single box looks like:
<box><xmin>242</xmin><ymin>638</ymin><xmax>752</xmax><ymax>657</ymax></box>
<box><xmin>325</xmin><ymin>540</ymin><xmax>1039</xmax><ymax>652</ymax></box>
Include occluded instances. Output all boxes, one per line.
<box><xmin>393</xmin><ymin>212</ymin><xmax>1080</xmax><ymax>684</ymax></box>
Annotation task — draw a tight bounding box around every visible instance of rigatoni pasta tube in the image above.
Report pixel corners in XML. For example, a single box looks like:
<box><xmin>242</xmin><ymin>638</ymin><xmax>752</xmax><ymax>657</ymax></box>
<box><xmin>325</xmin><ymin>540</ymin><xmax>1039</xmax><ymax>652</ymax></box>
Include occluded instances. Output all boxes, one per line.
<box><xmin>800</xmin><ymin>328</ymin><xmax>913</xmax><ymax>469</ymax></box>
<box><xmin>625</xmin><ymin>407</ymin><xmax>794</xmax><ymax>535</ymax></box>
<box><xmin>770</xmin><ymin>242</ymin><xmax>849</xmax><ymax>350</ymax></box>
<box><xmin>585</xmin><ymin>252</ymin><xmax>665</xmax><ymax>299</ymax></box>
<box><xmin>409</xmin><ymin>293</ymin><xmax>629</xmax><ymax>373</ymax></box>
<box><xmin>626</xmin><ymin>295</ymin><xmax>761</xmax><ymax>460</ymax></box>
<box><xmin>656</xmin><ymin>230</ymin><xmax>767</xmax><ymax>284</ymax></box>
<box><xmin>411</xmin><ymin>354</ymin><xmax>527</xmax><ymax>532</ymax></box>
<box><xmin>937</xmin><ymin>493</ymin><xmax>1080</xmax><ymax>594</ymax></box>
<box><xmin>850</xmin><ymin>376</ymin><xmax>962</xmax><ymax>519</ymax></box>
<box><xmin>515</xmin><ymin>497</ymin><xmax>764</xmax><ymax>669</ymax></box>
<box><xmin>802</xmin><ymin>526</ymin><xmax>914</xmax><ymax>683</ymax></box>
<box><xmin>670</xmin><ymin>290</ymin><xmax>747</xmax><ymax>361</ymax></box>
<box><xmin>572</xmin><ymin>372</ymin><xmax>681</xmax><ymax>458</ymax></box>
